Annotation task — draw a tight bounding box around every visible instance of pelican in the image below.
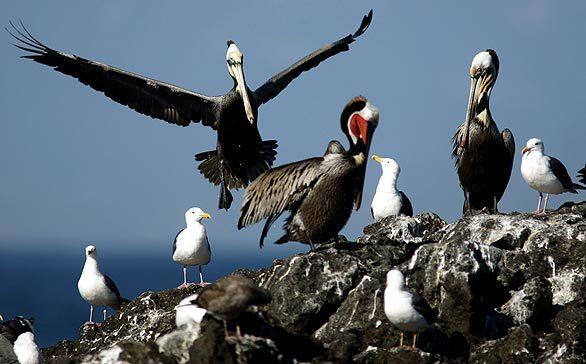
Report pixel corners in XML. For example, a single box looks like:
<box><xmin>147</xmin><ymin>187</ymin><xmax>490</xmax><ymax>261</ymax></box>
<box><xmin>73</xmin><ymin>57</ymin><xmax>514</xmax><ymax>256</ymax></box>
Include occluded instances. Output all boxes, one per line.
<box><xmin>521</xmin><ymin>138</ymin><xmax>585</xmax><ymax>213</ymax></box>
<box><xmin>238</xmin><ymin>96</ymin><xmax>379</xmax><ymax>249</ymax></box>
<box><xmin>452</xmin><ymin>50</ymin><xmax>515</xmax><ymax>214</ymax></box>
<box><xmin>8</xmin><ymin>10</ymin><xmax>373</xmax><ymax>210</ymax></box>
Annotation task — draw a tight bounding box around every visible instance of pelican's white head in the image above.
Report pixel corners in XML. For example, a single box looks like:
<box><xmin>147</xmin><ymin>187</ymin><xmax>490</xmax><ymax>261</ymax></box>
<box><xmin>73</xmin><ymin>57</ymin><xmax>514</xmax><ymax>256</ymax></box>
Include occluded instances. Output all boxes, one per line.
<box><xmin>185</xmin><ymin>207</ymin><xmax>211</xmax><ymax>225</ymax></box>
<box><xmin>522</xmin><ymin>138</ymin><xmax>544</xmax><ymax>155</ymax></box>
<box><xmin>386</xmin><ymin>269</ymin><xmax>405</xmax><ymax>290</ymax></box>
<box><xmin>372</xmin><ymin>155</ymin><xmax>400</xmax><ymax>178</ymax></box>
<box><xmin>226</xmin><ymin>40</ymin><xmax>254</xmax><ymax>124</ymax></box>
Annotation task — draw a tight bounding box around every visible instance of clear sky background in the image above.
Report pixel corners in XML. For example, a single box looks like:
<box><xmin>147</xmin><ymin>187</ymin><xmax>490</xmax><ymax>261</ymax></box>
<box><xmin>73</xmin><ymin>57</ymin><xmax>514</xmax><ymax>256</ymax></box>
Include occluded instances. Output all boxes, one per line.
<box><xmin>1</xmin><ymin>0</ymin><xmax>585</xmax><ymax>254</ymax></box>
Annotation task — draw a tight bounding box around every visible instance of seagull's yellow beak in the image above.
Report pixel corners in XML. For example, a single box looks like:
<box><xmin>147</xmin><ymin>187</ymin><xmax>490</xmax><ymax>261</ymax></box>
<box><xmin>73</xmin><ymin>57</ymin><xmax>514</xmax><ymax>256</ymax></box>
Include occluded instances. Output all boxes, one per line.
<box><xmin>521</xmin><ymin>146</ymin><xmax>530</xmax><ymax>154</ymax></box>
<box><xmin>372</xmin><ymin>155</ymin><xmax>383</xmax><ymax>163</ymax></box>
<box><xmin>200</xmin><ymin>212</ymin><xmax>211</xmax><ymax>219</ymax></box>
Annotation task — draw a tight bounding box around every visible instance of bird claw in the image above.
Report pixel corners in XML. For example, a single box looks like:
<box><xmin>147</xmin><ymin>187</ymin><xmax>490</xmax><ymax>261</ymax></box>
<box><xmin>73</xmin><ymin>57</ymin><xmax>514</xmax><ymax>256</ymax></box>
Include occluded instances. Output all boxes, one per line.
<box><xmin>83</xmin><ymin>321</ymin><xmax>100</xmax><ymax>327</ymax></box>
<box><xmin>198</xmin><ymin>282</ymin><xmax>212</xmax><ymax>287</ymax></box>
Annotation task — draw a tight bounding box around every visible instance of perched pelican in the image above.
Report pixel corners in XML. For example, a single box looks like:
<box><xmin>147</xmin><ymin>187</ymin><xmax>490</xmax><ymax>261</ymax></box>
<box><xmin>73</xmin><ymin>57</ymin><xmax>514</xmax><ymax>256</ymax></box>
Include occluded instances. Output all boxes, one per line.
<box><xmin>172</xmin><ymin>207</ymin><xmax>212</xmax><ymax>288</ymax></box>
<box><xmin>521</xmin><ymin>138</ymin><xmax>585</xmax><ymax>213</ymax></box>
<box><xmin>238</xmin><ymin>96</ymin><xmax>379</xmax><ymax>249</ymax></box>
<box><xmin>77</xmin><ymin>245</ymin><xmax>129</xmax><ymax>324</ymax></box>
<box><xmin>371</xmin><ymin>156</ymin><xmax>413</xmax><ymax>220</ymax></box>
<box><xmin>384</xmin><ymin>270</ymin><xmax>434</xmax><ymax>349</ymax></box>
<box><xmin>8</xmin><ymin>11</ymin><xmax>373</xmax><ymax>210</ymax></box>
<box><xmin>177</xmin><ymin>275</ymin><xmax>270</xmax><ymax>338</ymax></box>
<box><xmin>452</xmin><ymin>50</ymin><xmax>515</xmax><ymax>214</ymax></box>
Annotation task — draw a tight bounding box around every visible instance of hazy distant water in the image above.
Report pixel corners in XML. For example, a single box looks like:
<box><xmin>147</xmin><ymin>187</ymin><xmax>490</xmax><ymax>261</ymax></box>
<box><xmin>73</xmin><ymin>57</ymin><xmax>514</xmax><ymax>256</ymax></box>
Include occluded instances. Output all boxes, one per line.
<box><xmin>0</xmin><ymin>239</ymin><xmax>304</xmax><ymax>348</ymax></box>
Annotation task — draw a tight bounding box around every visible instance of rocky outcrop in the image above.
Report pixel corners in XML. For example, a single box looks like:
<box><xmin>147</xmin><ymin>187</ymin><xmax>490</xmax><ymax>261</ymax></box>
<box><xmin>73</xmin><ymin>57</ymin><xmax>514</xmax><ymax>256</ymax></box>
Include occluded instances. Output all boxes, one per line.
<box><xmin>43</xmin><ymin>203</ymin><xmax>586</xmax><ymax>363</ymax></box>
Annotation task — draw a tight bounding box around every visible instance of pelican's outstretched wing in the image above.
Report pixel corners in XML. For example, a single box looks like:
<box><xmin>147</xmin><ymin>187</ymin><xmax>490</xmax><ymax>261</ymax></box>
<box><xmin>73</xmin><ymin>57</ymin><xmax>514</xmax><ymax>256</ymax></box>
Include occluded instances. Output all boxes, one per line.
<box><xmin>238</xmin><ymin>157</ymin><xmax>325</xmax><ymax>245</ymax></box>
<box><xmin>8</xmin><ymin>22</ymin><xmax>221</xmax><ymax>129</ymax></box>
<box><xmin>253</xmin><ymin>10</ymin><xmax>372</xmax><ymax>105</ymax></box>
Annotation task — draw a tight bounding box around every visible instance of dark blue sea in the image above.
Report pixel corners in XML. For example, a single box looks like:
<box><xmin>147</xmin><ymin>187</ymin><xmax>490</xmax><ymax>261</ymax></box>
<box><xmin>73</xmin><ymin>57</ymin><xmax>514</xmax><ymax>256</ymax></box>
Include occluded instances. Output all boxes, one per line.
<box><xmin>0</xmin><ymin>239</ymin><xmax>305</xmax><ymax>348</ymax></box>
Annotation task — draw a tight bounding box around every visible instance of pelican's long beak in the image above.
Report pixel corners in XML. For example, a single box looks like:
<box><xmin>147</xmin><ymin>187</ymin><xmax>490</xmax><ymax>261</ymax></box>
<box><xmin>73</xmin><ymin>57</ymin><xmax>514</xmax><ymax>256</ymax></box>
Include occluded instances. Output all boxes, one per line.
<box><xmin>372</xmin><ymin>155</ymin><xmax>383</xmax><ymax>163</ymax></box>
<box><xmin>354</xmin><ymin>104</ymin><xmax>379</xmax><ymax>210</ymax></box>
<box><xmin>461</xmin><ymin>76</ymin><xmax>479</xmax><ymax>149</ymax></box>
<box><xmin>232</xmin><ymin>62</ymin><xmax>254</xmax><ymax>125</ymax></box>
<box><xmin>521</xmin><ymin>146</ymin><xmax>530</xmax><ymax>154</ymax></box>
<box><xmin>462</xmin><ymin>71</ymin><xmax>494</xmax><ymax>149</ymax></box>
<box><xmin>200</xmin><ymin>212</ymin><xmax>211</xmax><ymax>219</ymax></box>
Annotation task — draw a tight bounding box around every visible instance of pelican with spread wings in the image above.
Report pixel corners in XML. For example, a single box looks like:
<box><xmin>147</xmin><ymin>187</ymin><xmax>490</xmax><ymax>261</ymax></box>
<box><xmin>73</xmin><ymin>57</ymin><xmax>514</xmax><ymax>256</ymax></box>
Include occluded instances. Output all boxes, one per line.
<box><xmin>8</xmin><ymin>10</ymin><xmax>373</xmax><ymax>209</ymax></box>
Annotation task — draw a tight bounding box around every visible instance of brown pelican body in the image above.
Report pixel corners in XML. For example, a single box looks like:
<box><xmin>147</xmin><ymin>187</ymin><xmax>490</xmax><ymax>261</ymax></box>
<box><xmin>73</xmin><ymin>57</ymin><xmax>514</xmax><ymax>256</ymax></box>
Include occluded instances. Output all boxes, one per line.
<box><xmin>238</xmin><ymin>97</ymin><xmax>379</xmax><ymax>249</ymax></box>
<box><xmin>452</xmin><ymin>50</ymin><xmax>515</xmax><ymax>214</ymax></box>
<box><xmin>8</xmin><ymin>11</ymin><xmax>373</xmax><ymax>209</ymax></box>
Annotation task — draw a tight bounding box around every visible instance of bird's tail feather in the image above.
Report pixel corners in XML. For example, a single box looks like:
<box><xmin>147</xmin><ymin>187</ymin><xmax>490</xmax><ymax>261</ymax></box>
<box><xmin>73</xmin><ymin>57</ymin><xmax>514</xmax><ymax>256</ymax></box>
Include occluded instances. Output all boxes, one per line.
<box><xmin>195</xmin><ymin>140</ymin><xmax>278</xmax><ymax>210</ymax></box>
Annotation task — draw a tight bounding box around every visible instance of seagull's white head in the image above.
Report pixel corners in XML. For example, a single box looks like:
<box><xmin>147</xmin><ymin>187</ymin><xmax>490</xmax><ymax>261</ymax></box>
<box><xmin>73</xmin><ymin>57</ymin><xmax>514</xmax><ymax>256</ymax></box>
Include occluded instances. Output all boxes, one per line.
<box><xmin>522</xmin><ymin>138</ymin><xmax>544</xmax><ymax>155</ymax></box>
<box><xmin>185</xmin><ymin>207</ymin><xmax>211</xmax><ymax>224</ymax></box>
<box><xmin>372</xmin><ymin>155</ymin><xmax>400</xmax><ymax>177</ymax></box>
<box><xmin>386</xmin><ymin>269</ymin><xmax>405</xmax><ymax>290</ymax></box>
<box><xmin>226</xmin><ymin>40</ymin><xmax>254</xmax><ymax>125</ymax></box>
<box><xmin>85</xmin><ymin>245</ymin><xmax>97</xmax><ymax>258</ymax></box>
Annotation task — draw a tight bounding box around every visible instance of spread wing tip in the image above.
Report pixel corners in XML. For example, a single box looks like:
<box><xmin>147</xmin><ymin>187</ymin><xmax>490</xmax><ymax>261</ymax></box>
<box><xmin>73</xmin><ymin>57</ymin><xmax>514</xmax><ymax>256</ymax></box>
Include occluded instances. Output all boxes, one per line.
<box><xmin>353</xmin><ymin>9</ymin><xmax>373</xmax><ymax>38</ymax></box>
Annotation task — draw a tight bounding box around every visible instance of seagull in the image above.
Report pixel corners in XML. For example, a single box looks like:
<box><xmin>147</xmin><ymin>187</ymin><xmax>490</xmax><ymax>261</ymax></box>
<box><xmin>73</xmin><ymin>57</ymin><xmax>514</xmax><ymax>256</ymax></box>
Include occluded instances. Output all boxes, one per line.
<box><xmin>187</xmin><ymin>275</ymin><xmax>270</xmax><ymax>339</ymax></box>
<box><xmin>77</xmin><ymin>245</ymin><xmax>129</xmax><ymax>324</ymax></box>
<box><xmin>521</xmin><ymin>138</ymin><xmax>585</xmax><ymax>213</ymax></box>
<box><xmin>0</xmin><ymin>316</ymin><xmax>42</xmax><ymax>364</ymax></box>
<box><xmin>371</xmin><ymin>156</ymin><xmax>413</xmax><ymax>220</ymax></box>
<box><xmin>172</xmin><ymin>207</ymin><xmax>212</xmax><ymax>288</ymax></box>
<box><xmin>384</xmin><ymin>270</ymin><xmax>434</xmax><ymax>349</ymax></box>
<box><xmin>174</xmin><ymin>294</ymin><xmax>207</xmax><ymax>329</ymax></box>
<box><xmin>1</xmin><ymin>316</ymin><xmax>34</xmax><ymax>344</ymax></box>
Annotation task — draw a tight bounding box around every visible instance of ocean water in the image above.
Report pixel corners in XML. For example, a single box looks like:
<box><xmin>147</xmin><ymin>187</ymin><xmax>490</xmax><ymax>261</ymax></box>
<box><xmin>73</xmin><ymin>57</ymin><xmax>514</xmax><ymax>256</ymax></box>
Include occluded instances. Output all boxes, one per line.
<box><xmin>0</xmin><ymin>240</ymin><xmax>304</xmax><ymax>348</ymax></box>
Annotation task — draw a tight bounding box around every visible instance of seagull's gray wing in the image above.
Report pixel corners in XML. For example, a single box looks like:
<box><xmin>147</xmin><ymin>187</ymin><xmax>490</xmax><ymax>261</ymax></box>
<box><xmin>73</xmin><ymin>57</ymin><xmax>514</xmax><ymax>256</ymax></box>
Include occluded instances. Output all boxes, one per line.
<box><xmin>253</xmin><ymin>10</ymin><xmax>372</xmax><ymax>105</ymax></box>
<box><xmin>8</xmin><ymin>22</ymin><xmax>221</xmax><ymax>129</ymax></box>
<box><xmin>399</xmin><ymin>191</ymin><xmax>413</xmax><ymax>217</ymax></box>
<box><xmin>548</xmin><ymin>157</ymin><xmax>578</xmax><ymax>193</ymax></box>
<box><xmin>411</xmin><ymin>292</ymin><xmax>435</xmax><ymax>325</ymax></box>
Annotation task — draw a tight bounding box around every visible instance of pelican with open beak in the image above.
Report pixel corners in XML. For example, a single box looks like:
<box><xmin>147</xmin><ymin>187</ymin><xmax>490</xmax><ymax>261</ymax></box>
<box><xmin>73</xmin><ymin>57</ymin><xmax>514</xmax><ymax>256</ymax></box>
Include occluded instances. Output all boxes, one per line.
<box><xmin>226</xmin><ymin>41</ymin><xmax>254</xmax><ymax>124</ymax></box>
<box><xmin>452</xmin><ymin>50</ymin><xmax>515</xmax><ymax>214</ymax></box>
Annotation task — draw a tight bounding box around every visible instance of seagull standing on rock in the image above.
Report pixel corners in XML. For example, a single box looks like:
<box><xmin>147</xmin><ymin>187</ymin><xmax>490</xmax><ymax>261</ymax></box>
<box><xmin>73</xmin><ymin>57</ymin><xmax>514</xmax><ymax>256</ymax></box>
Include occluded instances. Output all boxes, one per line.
<box><xmin>172</xmin><ymin>207</ymin><xmax>212</xmax><ymax>288</ymax></box>
<box><xmin>521</xmin><ymin>138</ymin><xmax>585</xmax><ymax>213</ymax></box>
<box><xmin>77</xmin><ymin>245</ymin><xmax>129</xmax><ymax>324</ymax></box>
<box><xmin>384</xmin><ymin>270</ymin><xmax>434</xmax><ymax>349</ymax></box>
<box><xmin>371</xmin><ymin>155</ymin><xmax>413</xmax><ymax>220</ymax></box>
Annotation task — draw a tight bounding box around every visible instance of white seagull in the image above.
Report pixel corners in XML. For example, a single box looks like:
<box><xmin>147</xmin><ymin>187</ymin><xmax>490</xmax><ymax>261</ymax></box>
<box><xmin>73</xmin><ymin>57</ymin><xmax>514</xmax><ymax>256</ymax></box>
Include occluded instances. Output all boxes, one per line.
<box><xmin>371</xmin><ymin>156</ymin><xmax>413</xmax><ymax>221</ymax></box>
<box><xmin>77</xmin><ymin>245</ymin><xmax>129</xmax><ymax>324</ymax></box>
<box><xmin>384</xmin><ymin>270</ymin><xmax>434</xmax><ymax>349</ymax></box>
<box><xmin>0</xmin><ymin>316</ymin><xmax>42</xmax><ymax>364</ymax></box>
<box><xmin>172</xmin><ymin>207</ymin><xmax>212</xmax><ymax>288</ymax></box>
<box><xmin>174</xmin><ymin>294</ymin><xmax>207</xmax><ymax>328</ymax></box>
<box><xmin>521</xmin><ymin>138</ymin><xmax>585</xmax><ymax>213</ymax></box>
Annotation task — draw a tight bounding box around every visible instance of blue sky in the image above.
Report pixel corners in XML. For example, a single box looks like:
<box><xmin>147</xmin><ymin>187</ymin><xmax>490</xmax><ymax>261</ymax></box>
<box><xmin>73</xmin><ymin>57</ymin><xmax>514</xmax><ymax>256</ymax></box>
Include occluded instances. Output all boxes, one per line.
<box><xmin>1</xmin><ymin>0</ymin><xmax>585</xmax><ymax>253</ymax></box>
